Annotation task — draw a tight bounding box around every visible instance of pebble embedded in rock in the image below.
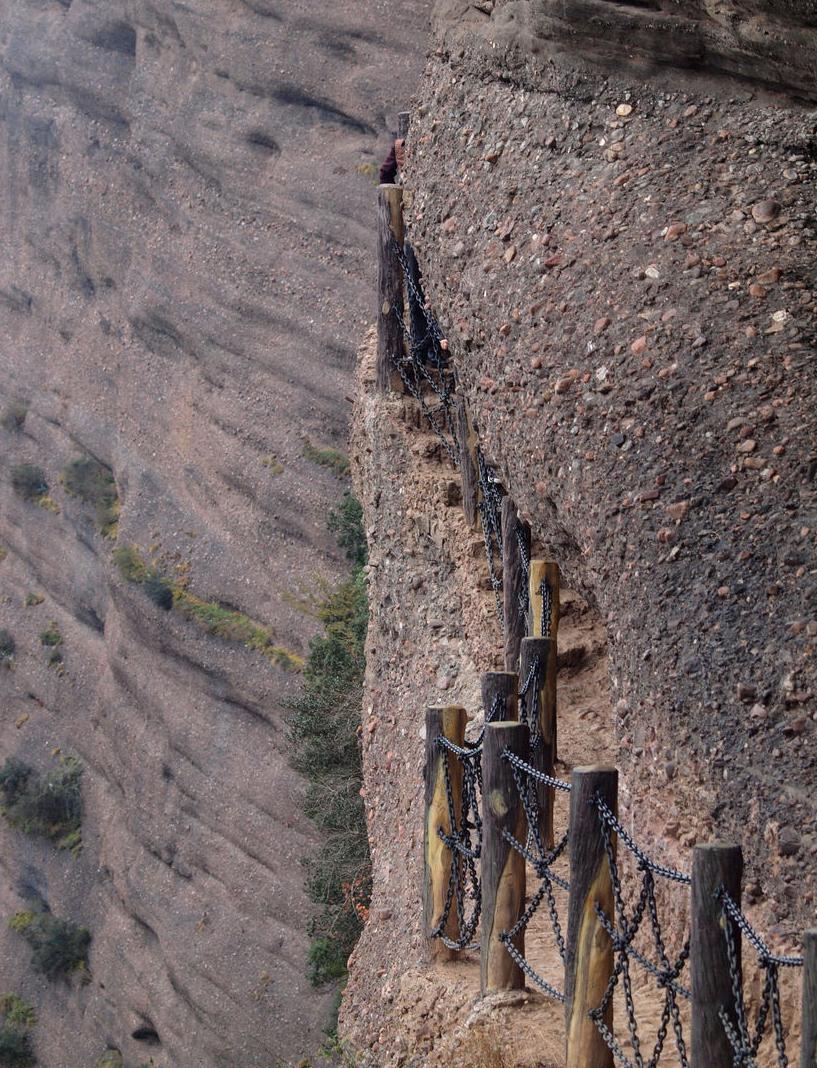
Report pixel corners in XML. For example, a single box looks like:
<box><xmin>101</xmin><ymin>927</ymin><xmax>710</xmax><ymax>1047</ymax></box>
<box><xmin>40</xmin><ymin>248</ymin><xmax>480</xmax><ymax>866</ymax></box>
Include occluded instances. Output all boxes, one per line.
<box><xmin>751</xmin><ymin>199</ymin><xmax>781</xmax><ymax>224</ymax></box>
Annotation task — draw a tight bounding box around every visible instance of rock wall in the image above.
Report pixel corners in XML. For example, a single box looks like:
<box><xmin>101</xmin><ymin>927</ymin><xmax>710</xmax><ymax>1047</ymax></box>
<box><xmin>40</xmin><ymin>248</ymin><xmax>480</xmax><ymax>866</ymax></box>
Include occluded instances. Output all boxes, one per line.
<box><xmin>345</xmin><ymin>3</ymin><xmax>816</xmax><ymax>1063</ymax></box>
<box><xmin>0</xmin><ymin>2</ymin><xmax>428</xmax><ymax>1066</ymax></box>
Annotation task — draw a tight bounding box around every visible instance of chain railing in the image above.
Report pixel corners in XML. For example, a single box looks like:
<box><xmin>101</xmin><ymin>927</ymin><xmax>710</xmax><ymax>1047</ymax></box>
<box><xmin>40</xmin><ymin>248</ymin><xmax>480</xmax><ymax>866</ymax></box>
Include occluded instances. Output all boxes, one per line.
<box><xmin>378</xmin><ymin>180</ymin><xmax>814</xmax><ymax>1068</ymax></box>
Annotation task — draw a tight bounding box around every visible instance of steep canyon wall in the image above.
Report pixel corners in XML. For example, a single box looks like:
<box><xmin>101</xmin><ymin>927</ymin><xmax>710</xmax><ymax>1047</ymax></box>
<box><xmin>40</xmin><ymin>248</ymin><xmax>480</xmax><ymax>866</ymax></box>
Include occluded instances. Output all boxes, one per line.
<box><xmin>0</xmin><ymin>2</ymin><xmax>428</xmax><ymax>1066</ymax></box>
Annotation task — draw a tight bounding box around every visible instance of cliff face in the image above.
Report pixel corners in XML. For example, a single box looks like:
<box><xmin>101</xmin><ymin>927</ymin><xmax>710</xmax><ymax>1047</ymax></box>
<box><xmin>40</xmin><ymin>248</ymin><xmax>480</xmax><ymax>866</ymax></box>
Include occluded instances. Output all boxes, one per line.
<box><xmin>346</xmin><ymin>2</ymin><xmax>816</xmax><ymax>1064</ymax></box>
<box><xmin>0</xmin><ymin>3</ymin><xmax>428</xmax><ymax>1066</ymax></box>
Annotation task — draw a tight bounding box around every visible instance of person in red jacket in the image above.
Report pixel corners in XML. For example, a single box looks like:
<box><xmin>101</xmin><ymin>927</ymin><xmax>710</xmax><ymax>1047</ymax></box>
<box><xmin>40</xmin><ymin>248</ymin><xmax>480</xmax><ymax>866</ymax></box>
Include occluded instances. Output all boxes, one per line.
<box><xmin>379</xmin><ymin>137</ymin><xmax>406</xmax><ymax>184</ymax></box>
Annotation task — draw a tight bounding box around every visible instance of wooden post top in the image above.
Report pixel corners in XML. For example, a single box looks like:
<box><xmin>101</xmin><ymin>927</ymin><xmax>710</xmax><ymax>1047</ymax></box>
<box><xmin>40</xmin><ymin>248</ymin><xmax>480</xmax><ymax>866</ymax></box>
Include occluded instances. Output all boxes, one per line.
<box><xmin>693</xmin><ymin>841</ymin><xmax>743</xmax><ymax>855</ymax></box>
<box><xmin>487</xmin><ymin>721</ymin><xmax>525</xmax><ymax>732</ymax></box>
<box><xmin>572</xmin><ymin>764</ymin><xmax>617</xmax><ymax>776</ymax></box>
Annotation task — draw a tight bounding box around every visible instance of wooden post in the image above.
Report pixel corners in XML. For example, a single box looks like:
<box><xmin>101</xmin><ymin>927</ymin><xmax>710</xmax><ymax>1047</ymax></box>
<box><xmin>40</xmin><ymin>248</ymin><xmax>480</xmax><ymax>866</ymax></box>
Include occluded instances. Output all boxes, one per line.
<box><xmin>565</xmin><ymin>766</ymin><xmax>617</xmax><ymax>1068</ymax></box>
<box><xmin>802</xmin><ymin>931</ymin><xmax>817</xmax><ymax>1068</ymax></box>
<box><xmin>502</xmin><ymin>497</ymin><xmax>530</xmax><ymax>673</ymax></box>
<box><xmin>529</xmin><ymin>559</ymin><xmax>560</xmax><ymax>640</ymax></box>
<box><xmin>481</xmin><ymin>722</ymin><xmax>528</xmax><ymax>994</ymax></box>
<box><xmin>397</xmin><ymin>111</ymin><xmax>410</xmax><ymax>139</ymax></box>
<box><xmin>529</xmin><ymin>559</ymin><xmax>559</xmax><ymax>769</ymax></box>
<box><xmin>455</xmin><ymin>397</ymin><xmax>480</xmax><ymax>529</ymax></box>
<box><xmin>423</xmin><ymin>705</ymin><xmax>467</xmax><ymax>960</ymax></box>
<box><xmin>691</xmin><ymin>843</ymin><xmax>744</xmax><ymax>1068</ymax></box>
<box><xmin>520</xmin><ymin>636</ymin><xmax>555</xmax><ymax>848</ymax></box>
<box><xmin>377</xmin><ymin>184</ymin><xmax>405</xmax><ymax>393</ymax></box>
<box><xmin>481</xmin><ymin>671</ymin><xmax>518</xmax><ymax>725</ymax></box>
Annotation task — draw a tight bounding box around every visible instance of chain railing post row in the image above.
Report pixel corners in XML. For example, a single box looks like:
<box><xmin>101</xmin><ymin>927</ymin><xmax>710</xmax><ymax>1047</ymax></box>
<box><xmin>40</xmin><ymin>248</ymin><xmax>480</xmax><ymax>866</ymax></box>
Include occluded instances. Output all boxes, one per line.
<box><xmin>481</xmin><ymin>671</ymin><xmax>519</xmax><ymax>724</ymax></box>
<box><xmin>423</xmin><ymin>705</ymin><xmax>467</xmax><ymax>961</ymax></box>
<box><xmin>565</xmin><ymin>766</ymin><xmax>617</xmax><ymax>1068</ymax></box>
<box><xmin>690</xmin><ymin>842</ymin><xmax>743</xmax><ymax>1068</ymax></box>
<box><xmin>801</xmin><ymin>929</ymin><xmax>817</xmax><ymax>1068</ymax></box>
<box><xmin>376</xmin><ymin>184</ymin><xmax>404</xmax><ymax>393</ymax></box>
<box><xmin>481</xmin><ymin>722</ymin><xmax>529</xmax><ymax>994</ymax></box>
<box><xmin>520</xmin><ymin>636</ymin><xmax>556</xmax><ymax>849</ymax></box>
<box><xmin>502</xmin><ymin>497</ymin><xmax>530</xmax><ymax>672</ymax></box>
<box><xmin>454</xmin><ymin>398</ymin><xmax>480</xmax><ymax>529</ymax></box>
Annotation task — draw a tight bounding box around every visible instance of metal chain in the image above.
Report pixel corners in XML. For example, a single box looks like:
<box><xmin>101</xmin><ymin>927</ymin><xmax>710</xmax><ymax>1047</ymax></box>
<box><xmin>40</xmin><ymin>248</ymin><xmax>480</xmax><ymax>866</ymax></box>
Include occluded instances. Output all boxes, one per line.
<box><xmin>718</xmin><ymin>888</ymin><xmax>799</xmax><ymax>1067</ymax></box>
<box><xmin>594</xmin><ymin>795</ymin><xmax>691</xmax><ymax>886</ymax></box>
<box><xmin>591</xmin><ymin>800</ymin><xmax>691</xmax><ymax>1068</ymax></box>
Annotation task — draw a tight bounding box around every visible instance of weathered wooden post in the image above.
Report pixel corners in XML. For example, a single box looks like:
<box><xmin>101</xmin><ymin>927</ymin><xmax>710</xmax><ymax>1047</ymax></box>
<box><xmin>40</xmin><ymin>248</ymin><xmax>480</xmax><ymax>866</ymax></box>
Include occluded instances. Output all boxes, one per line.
<box><xmin>565</xmin><ymin>766</ymin><xmax>617</xmax><ymax>1068</ymax></box>
<box><xmin>529</xmin><ymin>558</ymin><xmax>560</xmax><ymax>640</ymax></box>
<box><xmin>528</xmin><ymin>559</ymin><xmax>560</xmax><ymax>765</ymax></box>
<box><xmin>423</xmin><ymin>705</ymin><xmax>467</xmax><ymax>960</ymax></box>
<box><xmin>455</xmin><ymin>398</ymin><xmax>480</xmax><ymax>529</ymax></box>
<box><xmin>802</xmin><ymin>930</ymin><xmax>817</xmax><ymax>1068</ymax></box>
<box><xmin>397</xmin><ymin>111</ymin><xmax>410</xmax><ymax>139</ymax></box>
<box><xmin>377</xmin><ymin>184</ymin><xmax>405</xmax><ymax>393</ymax></box>
<box><xmin>481</xmin><ymin>721</ymin><xmax>529</xmax><ymax>994</ymax></box>
<box><xmin>520</xmin><ymin>636</ymin><xmax>555</xmax><ymax>848</ymax></box>
<box><xmin>690</xmin><ymin>843</ymin><xmax>744</xmax><ymax>1068</ymax></box>
<box><xmin>502</xmin><ymin>497</ymin><xmax>530</xmax><ymax>672</ymax></box>
<box><xmin>481</xmin><ymin>671</ymin><xmax>518</xmax><ymax>725</ymax></box>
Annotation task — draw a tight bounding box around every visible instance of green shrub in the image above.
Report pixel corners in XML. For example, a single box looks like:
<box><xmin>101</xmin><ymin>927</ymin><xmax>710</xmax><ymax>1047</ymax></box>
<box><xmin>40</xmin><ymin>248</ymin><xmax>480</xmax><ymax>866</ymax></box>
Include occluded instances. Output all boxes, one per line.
<box><xmin>288</xmin><ymin>493</ymin><xmax>370</xmax><ymax>988</ymax></box>
<box><xmin>0</xmin><ymin>756</ymin><xmax>82</xmax><ymax>851</ymax></box>
<box><xmin>10</xmin><ymin>466</ymin><xmax>47</xmax><ymax>503</ymax></box>
<box><xmin>23</xmin><ymin>594</ymin><xmax>43</xmax><ymax>608</ymax></box>
<box><xmin>1</xmin><ymin>404</ymin><xmax>28</xmax><ymax>433</ymax></box>
<box><xmin>328</xmin><ymin>494</ymin><xmax>367</xmax><ymax>568</ymax></box>
<box><xmin>0</xmin><ymin>1028</ymin><xmax>36</xmax><ymax>1067</ymax></box>
<box><xmin>0</xmin><ymin>631</ymin><xmax>14</xmax><ymax>664</ymax></box>
<box><xmin>113</xmin><ymin>545</ymin><xmax>148</xmax><ymax>583</ymax></box>
<box><xmin>115</xmin><ymin>544</ymin><xmax>303</xmax><ymax>670</ymax></box>
<box><xmin>96</xmin><ymin>1051</ymin><xmax>123</xmax><ymax>1068</ymax></box>
<box><xmin>61</xmin><ymin>458</ymin><xmax>119</xmax><ymax>537</ymax></box>
<box><xmin>144</xmin><ymin>575</ymin><xmax>173</xmax><ymax>611</ymax></box>
<box><xmin>38</xmin><ymin>623</ymin><xmax>61</xmax><ymax>648</ymax></box>
<box><xmin>302</xmin><ymin>439</ymin><xmax>350</xmax><ymax>477</ymax></box>
<box><xmin>0</xmin><ymin>547</ymin><xmax>7</xmax><ymax>563</ymax></box>
<box><xmin>9</xmin><ymin>910</ymin><xmax>90</xmax><ymax>982</ymax></box>
<box><xmin>0</xmin><ymin>998</ymin><xmax>35</xmax><ymax>1034</ymax></box>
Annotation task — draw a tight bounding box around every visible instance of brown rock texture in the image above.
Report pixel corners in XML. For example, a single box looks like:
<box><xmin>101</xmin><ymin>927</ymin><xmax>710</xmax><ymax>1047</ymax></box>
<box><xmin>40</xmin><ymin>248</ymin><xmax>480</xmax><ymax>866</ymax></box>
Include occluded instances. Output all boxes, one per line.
<box><xmin>0</xmin><ymin>2</ymin><xmax>427</xmax><ymax>1066</ymax></box>
<box><xmin>435</xmin><ymin>0</ymin><xmax>817</xmax><ymax>102</ymax></box>
<box><xmin>344</xmin><ymin>5</ymin><xmax>817</xmax><ymax>1064</ymax></box>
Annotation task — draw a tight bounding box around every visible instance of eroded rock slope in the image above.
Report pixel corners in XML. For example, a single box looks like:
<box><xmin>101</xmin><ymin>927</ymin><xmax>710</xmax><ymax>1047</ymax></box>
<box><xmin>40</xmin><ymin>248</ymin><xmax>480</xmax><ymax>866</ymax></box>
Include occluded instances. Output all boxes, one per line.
<box><xmin>0</xmin><ymin>2</ymin><xmax>428</xmax><ymax>1066</ymax></box>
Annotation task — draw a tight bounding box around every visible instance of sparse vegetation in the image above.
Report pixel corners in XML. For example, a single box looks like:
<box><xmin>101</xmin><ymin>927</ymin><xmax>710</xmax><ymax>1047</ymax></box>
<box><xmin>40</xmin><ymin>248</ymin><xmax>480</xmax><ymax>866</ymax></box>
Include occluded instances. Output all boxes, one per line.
<box><xmin>328</xmin><ymin>494</ymin><xmax>367</xmax><ymax>568</ymax></box>
<box><xmin>0</xmin><ymin>631</ymin><xmax>15</xmax><ymax>665</ymax></box>
<box><xmin>9</xmin><ymin>466</ymin><xmax>57</xmax><ymax>513</ymax></box>
<box><xmin>0</xmin><ymin>994</ymin><xmax>37</xmax><ymax>1067</ymax></box>
<box><xmin>1</xmin><ymin>403</ymin><xmax>28</xmax><ymax>433</ymax></box>
<box><xmin>96</xmin><ymin>1051</ymin><xmax>123</xmax><ymax>1068</ymax></box>
<box><xmin>9</xmin><ymin>910</ymin><xmax>90</xmax><ymax>982</ymax></box>
<box><xmin>0</xmin><ymin>756</ymin><xmax>82</xmax><ymax>852</ymax></box>
<box><xmin>302</xmin><ymin>439</ymin><xmax>350</xmax><ymax>477</ymax></box>
<box><xmin>287</xmin><ymin>493</ymin><xmax>370</xmax><ymax>988</ymax></box>
<box><xmin>355</xmin><ymin>160</ymin><xmax>379</xmax><ymax>183</ymax></box>
<box><xmin>115</xmin><ymin>544</ymin><xmax>303</xmax><ymax>670</ymax></box>
<box><xmin>23</xmin><ymin>594</ymin><xmax>43</xmax><ymax>608</ymax></box>
<box><xmin>10</xmin><ymin>466</ymin><xmax>47</xmax><ymax>503</ymax></box>
<box><xmin>38</xmin><ymin>622</ymin><xmax>61</xmax><ymax>648</ymax></box>
<box><xmin>0</xmin><ymin>547</ymin><xmax>7</xmax><ymax>563</ymax></box>
<box><xmin>261</xmin><ymin>454</ymin><xmax>284</xmax><ymax>476</ymax></box>
<box><xmin>61</xmin><ymin>457</ymin><xmax>119</xmax><ymax>537</ymax></box>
